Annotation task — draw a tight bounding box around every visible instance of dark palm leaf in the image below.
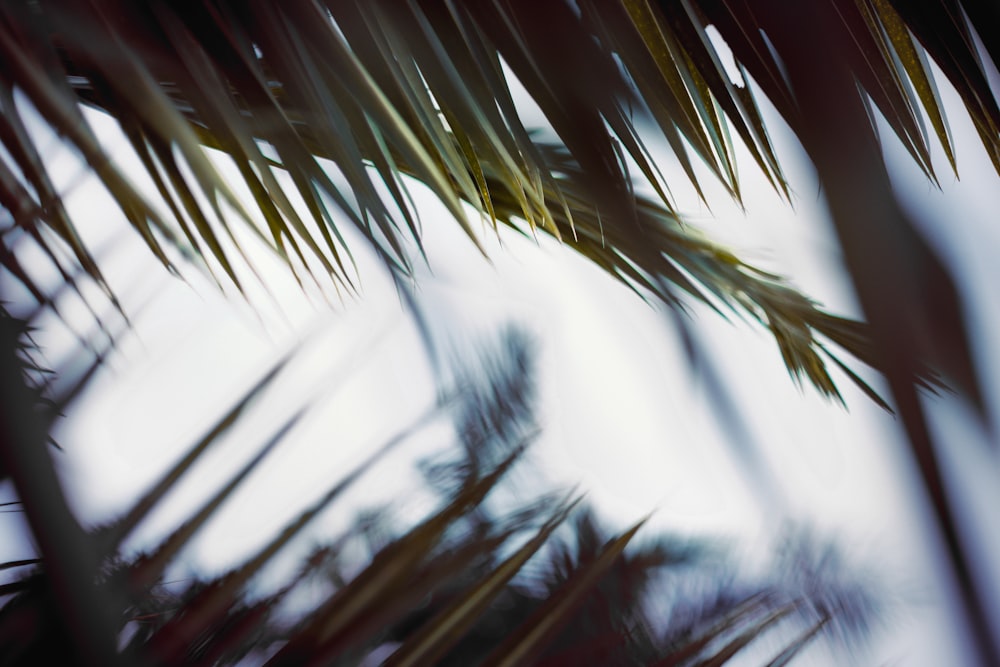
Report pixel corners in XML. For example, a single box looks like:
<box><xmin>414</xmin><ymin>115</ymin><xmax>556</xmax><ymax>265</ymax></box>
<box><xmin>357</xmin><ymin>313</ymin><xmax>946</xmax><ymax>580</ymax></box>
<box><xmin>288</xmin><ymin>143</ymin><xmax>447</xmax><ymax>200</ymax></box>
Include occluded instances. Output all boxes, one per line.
<box><xmin>6</xmin><ymin>0</ymin><xmax>995</xmax><ymax>404</ymax></box>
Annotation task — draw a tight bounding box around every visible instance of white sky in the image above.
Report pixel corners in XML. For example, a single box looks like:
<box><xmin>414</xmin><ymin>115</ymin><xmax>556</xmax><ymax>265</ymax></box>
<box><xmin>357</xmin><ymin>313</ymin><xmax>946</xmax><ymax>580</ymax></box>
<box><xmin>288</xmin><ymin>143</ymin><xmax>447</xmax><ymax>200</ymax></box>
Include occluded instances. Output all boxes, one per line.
<box><xmin>1</xmin><ymin>41</ymin><xmax>998</xmax><ymax>667</ymax></box>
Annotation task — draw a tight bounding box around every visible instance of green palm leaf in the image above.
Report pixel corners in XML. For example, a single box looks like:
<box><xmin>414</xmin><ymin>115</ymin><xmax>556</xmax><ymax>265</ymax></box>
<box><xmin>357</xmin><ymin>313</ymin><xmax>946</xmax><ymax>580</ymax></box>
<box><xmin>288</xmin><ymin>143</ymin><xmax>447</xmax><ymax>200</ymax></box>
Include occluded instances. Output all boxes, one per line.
<box><xmin>7</xmin><ymin>0</ymin><xmax>994</xmax><ymax>404</ymax></box>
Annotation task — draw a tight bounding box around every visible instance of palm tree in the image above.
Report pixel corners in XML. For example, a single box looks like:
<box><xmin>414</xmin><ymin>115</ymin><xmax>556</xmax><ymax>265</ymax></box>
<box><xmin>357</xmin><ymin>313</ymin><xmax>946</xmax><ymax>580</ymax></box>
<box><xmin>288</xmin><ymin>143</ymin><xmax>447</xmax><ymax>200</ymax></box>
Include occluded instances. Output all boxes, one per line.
<box><xmin>1</xmin><ymin>0</ymin><xmax>998</xmax><ymax>663</ymax></box>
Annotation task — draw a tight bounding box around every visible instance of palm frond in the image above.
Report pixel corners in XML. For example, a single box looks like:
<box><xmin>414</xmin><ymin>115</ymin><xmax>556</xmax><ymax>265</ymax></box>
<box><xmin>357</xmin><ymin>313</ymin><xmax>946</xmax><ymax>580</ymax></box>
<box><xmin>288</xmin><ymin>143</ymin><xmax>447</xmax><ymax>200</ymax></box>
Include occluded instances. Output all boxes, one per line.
<box><xmin>6</xmin><ymin>0</ymin><xmax>996</xmax><ymax>404</ymax></box>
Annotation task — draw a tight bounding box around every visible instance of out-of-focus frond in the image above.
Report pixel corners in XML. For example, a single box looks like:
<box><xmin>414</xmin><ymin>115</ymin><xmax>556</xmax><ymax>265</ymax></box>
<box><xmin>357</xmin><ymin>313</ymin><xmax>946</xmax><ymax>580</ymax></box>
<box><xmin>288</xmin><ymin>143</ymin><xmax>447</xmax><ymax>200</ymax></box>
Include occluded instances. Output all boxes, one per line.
<box><xmin>768</xmin><ymin>528</ymin><xmax>888</xmax><ymax>652</ymax></box>
<box><xmin>1</xmin><ymin>315</ymin><xmax>890</xmax><ymax>665</ymax></box>
<box><xmin>479</xmin><ymin>517</ymin><xmax>649</xmax><ymax>667</ymax></box>
<box><xmin>451</xmin><ymin>325</ymin><xmax>537</xmax><ymax>473</ymax></box>
<box><xmin>726</xmin><ymin>2</ymin><xmax>998</xmax><ymax>662</ymax></box>
<box><xmin>654</xmin><ymin>530</ymin><xmax>886</xmax><ymax>667</ymax></box>
<box><xmin>697</xmin><ymin>0</ymin><xmax>1000</xmax><ymax>179</ymax></box>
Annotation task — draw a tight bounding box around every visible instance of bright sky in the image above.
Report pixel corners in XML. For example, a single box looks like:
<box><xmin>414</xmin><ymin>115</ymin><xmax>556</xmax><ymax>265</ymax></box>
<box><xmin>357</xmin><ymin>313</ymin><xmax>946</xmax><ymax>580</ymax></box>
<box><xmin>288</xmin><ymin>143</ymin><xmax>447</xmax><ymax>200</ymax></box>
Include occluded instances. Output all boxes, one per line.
<box><xmin>1</xmin><ymin>44</ymin><xmax>998</xmax><ymax>667</ymax></box>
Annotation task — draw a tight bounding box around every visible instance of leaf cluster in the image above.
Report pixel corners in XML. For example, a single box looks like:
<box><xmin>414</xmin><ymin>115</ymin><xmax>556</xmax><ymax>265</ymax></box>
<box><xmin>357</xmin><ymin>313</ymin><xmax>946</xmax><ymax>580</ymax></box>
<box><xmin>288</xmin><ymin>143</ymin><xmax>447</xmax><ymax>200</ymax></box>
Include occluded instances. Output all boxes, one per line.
<box><xmin>4</xmin><ymin>0</ymin><xmax>994</xmax><ymax>406</ymax></box>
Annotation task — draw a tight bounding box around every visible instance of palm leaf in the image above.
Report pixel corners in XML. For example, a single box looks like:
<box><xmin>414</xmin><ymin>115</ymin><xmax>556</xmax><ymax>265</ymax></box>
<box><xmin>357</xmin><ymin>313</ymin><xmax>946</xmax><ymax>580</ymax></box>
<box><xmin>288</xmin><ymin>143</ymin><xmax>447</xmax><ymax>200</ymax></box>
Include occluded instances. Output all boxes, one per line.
<box><xmin>7</xmin><ymin>0</ymin><xmax>992</xmax><ymax>404</ymax></box>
